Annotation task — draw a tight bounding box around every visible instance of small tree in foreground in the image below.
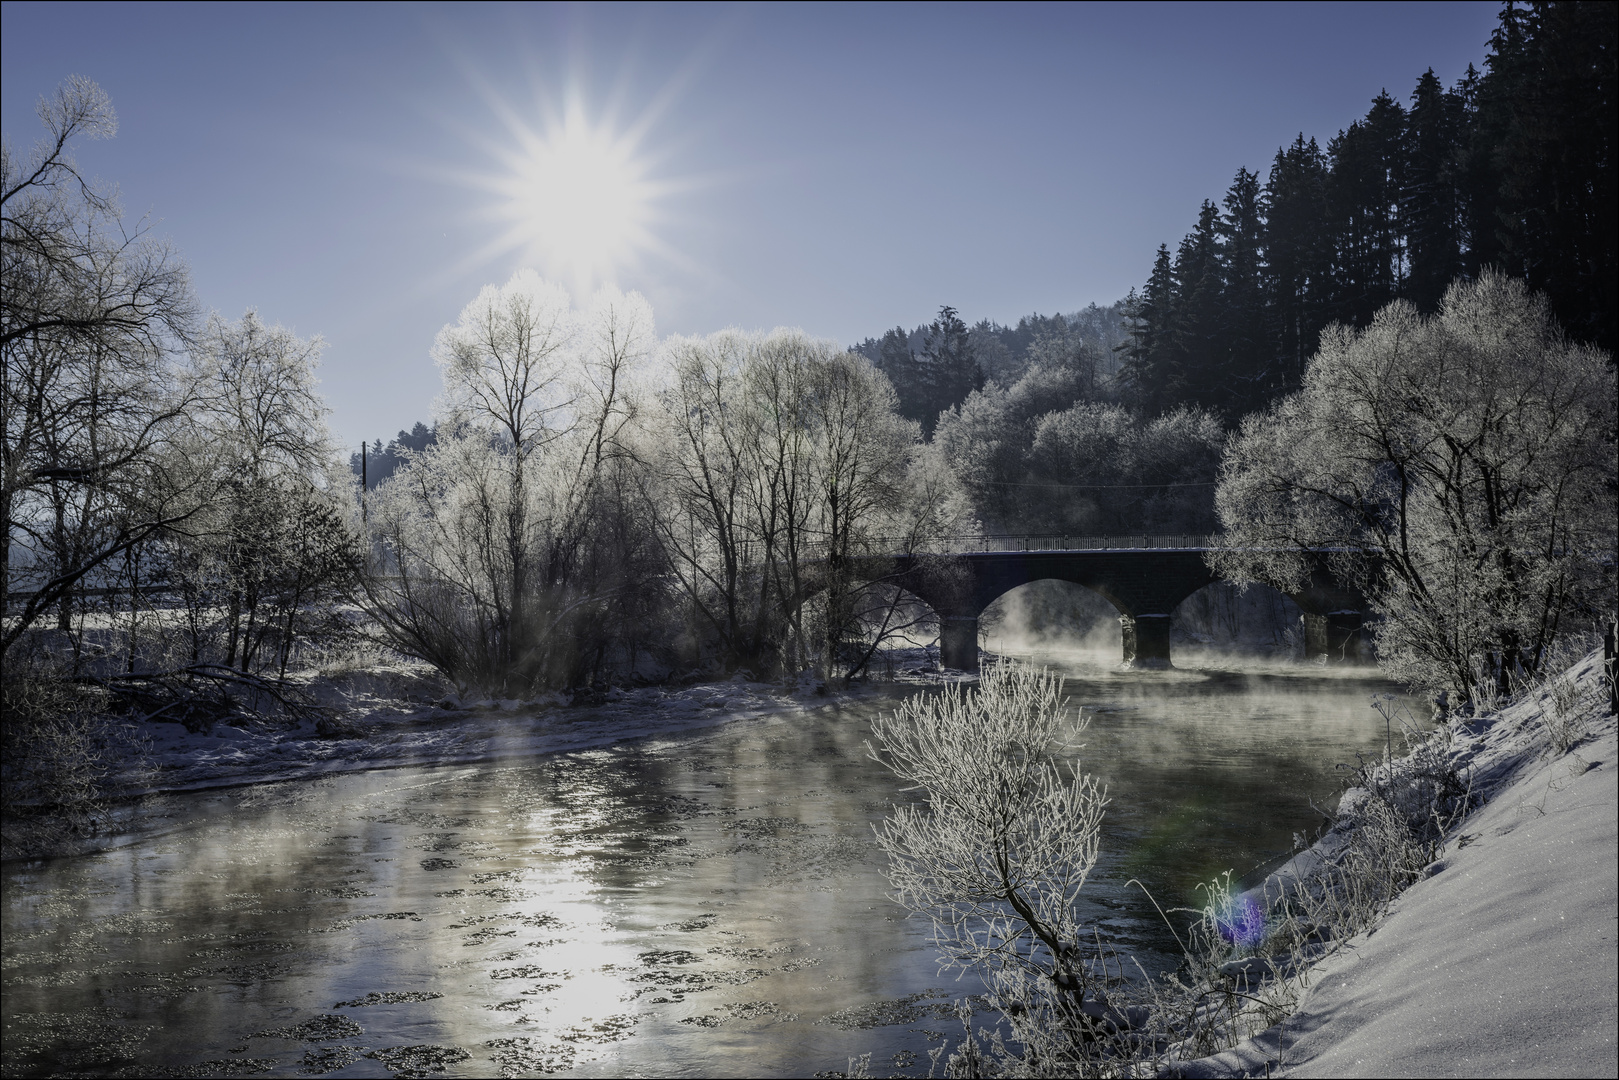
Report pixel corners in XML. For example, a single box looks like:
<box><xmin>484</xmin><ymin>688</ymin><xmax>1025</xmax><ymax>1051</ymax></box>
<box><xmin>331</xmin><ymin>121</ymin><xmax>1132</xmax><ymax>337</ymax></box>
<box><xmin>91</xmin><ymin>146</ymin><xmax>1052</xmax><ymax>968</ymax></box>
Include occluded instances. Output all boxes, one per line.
<box><xmin>868</xmin><ymin>660</ymin><xmax>1108</xmax><ymax>1075</ymax></box>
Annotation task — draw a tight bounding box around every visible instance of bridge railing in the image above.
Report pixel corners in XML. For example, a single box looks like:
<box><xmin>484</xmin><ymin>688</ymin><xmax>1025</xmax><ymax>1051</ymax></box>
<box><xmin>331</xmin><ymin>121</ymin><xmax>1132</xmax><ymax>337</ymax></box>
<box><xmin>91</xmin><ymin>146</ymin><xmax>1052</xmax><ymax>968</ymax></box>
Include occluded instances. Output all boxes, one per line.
<box><xmin>721</xmin><ymin>535</ymin><xmax>1228</xmax><ymax>563</ymax></box>
<box><xmin>861</xmin><ymin>534</ymin><xmax>1224</xmax><ymax>556</ymax></box>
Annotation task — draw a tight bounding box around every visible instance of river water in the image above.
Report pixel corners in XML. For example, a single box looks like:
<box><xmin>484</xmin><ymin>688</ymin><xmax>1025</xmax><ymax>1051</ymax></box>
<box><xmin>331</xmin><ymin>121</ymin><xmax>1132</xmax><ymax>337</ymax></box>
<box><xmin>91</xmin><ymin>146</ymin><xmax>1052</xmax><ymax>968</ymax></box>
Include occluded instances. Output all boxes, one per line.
<box><xmin>2</xmin><ymin>651</ymin><xmax>1419</xmax><ymax>1078</ymax></box>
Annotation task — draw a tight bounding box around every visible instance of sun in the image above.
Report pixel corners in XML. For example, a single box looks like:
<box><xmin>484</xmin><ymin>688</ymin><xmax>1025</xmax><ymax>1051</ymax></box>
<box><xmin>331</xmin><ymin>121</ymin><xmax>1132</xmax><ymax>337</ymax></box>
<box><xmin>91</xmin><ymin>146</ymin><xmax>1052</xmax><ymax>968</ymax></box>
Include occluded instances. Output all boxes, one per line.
<box><xmin>487</xmin><ymin>102</ymin><xmax>657</xmax><ymax>290</ymax></box>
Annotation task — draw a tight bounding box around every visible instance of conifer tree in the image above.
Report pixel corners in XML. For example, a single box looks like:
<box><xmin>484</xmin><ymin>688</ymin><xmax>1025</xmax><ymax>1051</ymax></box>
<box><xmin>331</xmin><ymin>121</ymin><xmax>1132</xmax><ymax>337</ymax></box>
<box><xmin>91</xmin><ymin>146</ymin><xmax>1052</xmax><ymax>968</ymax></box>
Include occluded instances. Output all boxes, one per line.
<box><xmin>1443</xmin><ymin>63</ymin><xmax>1491</xmax><ymax>283</ymax></box>
<box><xmin>1120</xmin><ymin>247</ymin><xmax>1177</xmax><ymax>412</ymax></box>
<box><xmin>875</xmin><ymin>326</ymin><xmax>928</xmax><ymax>430</ymax></box>
<box><xmin>1327</xmin><ymin>91</ymin><xmax>1408</xmax><ymax>327</ymax></box>
<box><xmin>1115</xmin><ymin>1</ymin><xmax>1613</xmax><ymax>427</ymax></box>
<box><xmin>1218</xmin><ymin>168</ymin><xmax>1270</xmax><ymax>416</ymax></box>
<box><xmin>1263</xmin><ymin>136</ymin><xmax>1333</xmax><ymax>389</ymax></box>
<box><xmin>1480</xmin><ymin>0</ymin><xmax>1616</xmax><ymax>351</ymax></box>
<box><xmin>1401</xmin><ymin>69</ymin><xmax>1466</xmax><ymax>311</ymax></box>
<box><xmin>919</xmin><ymin>305</ymin><xmax>982</xmax><ymax>438</ymax></box>
<box><xmin>1169</xmin><ymin>201</ymin><xmax>1224</xmax><ymax>412</ymax></box>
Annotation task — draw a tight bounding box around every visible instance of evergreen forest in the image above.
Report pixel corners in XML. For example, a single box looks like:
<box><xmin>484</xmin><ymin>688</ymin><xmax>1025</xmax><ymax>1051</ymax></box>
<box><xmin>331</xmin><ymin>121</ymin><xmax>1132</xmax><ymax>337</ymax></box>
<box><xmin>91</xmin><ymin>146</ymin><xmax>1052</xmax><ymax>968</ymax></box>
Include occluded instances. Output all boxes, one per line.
<box><xmin>828</xmin><ymin>3</ymin><xmax>1617</xmax><ymax>436</ymax></box>
<box><xmin>1121</xmin><ymin>1</ymin><xmax>1613</xmax><ymax>421</ymax></box>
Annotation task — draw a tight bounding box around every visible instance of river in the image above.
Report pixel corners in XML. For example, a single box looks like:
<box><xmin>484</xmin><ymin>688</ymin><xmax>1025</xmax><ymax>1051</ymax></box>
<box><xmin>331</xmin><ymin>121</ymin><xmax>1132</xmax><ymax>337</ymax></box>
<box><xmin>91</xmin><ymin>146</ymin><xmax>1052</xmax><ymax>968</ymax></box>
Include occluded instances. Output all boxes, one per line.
<box><xmin>1</xmin><ymin>650</ymin><xmax>1420</xmax><ymax>1078</ymax></box>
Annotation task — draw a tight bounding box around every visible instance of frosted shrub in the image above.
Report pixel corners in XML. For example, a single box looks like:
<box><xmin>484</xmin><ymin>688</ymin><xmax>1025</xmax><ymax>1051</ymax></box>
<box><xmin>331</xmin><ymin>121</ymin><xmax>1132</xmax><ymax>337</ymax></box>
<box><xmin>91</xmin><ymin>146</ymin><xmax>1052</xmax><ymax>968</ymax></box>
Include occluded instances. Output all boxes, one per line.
<box><xmin>868</xmin><ymin>660</ymin><xmax>1112</xmax><ymax>1075</ymax></box>
<box><xmin>1544</xmin><ymin>678</ymin><xmax>1587</xmax><ymax>755</ymax></box>
<box><xmin>1513</xmin><ymin>630</ymin><xmax>1606</xmax><ymax>755</ymax></box>
<box><xmin>1</xmin><ymin>662</ymin><xmax>152</xmax><ymax>858</ymax></box>
<box><xmin>863</xmin><ymin>672</ymin><xmax>1504</xmax><ymax>1075</ymax></box>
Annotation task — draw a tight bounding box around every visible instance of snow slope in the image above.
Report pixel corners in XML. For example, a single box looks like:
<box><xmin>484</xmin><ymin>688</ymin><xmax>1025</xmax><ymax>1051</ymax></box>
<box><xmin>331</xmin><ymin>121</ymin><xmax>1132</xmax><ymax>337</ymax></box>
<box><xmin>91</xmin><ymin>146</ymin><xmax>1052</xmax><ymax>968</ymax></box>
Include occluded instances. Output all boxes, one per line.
<box><xmin>1181</xmin><ymin>652</ymin><xmax>1618</xmax><ymax>1078</ymax></box>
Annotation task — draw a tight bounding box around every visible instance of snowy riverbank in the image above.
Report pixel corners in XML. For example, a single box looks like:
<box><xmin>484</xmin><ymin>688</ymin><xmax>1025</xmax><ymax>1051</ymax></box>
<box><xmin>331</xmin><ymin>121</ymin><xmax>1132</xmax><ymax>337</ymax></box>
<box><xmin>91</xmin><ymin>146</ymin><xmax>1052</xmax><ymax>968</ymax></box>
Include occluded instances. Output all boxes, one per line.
<box><xmin>107</xmin><ymin>649</ymin><xmax>976</xmax><ymax>799</ymax></box>
<box><xmin>1179</xmin><ymin>649</ymin><xmax>1617</xmax><ymax>1078</ymax></box>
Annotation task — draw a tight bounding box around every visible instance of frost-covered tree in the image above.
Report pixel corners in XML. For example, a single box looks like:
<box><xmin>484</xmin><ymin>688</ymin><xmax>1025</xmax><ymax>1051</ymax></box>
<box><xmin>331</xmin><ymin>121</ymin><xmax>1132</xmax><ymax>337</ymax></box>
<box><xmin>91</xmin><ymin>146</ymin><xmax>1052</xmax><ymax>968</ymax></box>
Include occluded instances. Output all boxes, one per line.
<box><xmin>2</xmin><ymin>78</ymin><xmax>197</xmax><ymax>659</ymax></box>
<box><xmin>655</xmin><ymin>328</ymin><xmax>926</xmax><ymax>678</ymax></box>
<box><xmin>1214</xmin><ymin>272</ymin><xmax>1617</xmax><ymax>699</ymax></box>
<box><xmin>869</xmin><ymin>660</ymin><xmax>1108</xmax><ymax>1073</ymax></box>
<box><xmin>153</xmin><ymin>311</ymin><xmax>356</xmax><ymax>673</ymax></box>
<box><xmin>806</xmin><ymin>339</ymin><xmax>930</xmax><ymax>676</ymax></box>
<box><xmin>934</xmin><ymin>361</ymin><xmax>1094</xmax><ymax>528</ymax></box>
<box><xmin>188</xmin><ymin>311</ymin><xmax>331</xmax><ymax>481</ymax></box>
<box><xmin>1026</xmin><ymin>404</ymin><xmax>1224</xmax><ymax>534</ymax></box>
<box><xmin>366</xmin><ymin>273</ymin><xmax>660</xmax><ymax>693</ymax></box>
<box><xmin>935</xmin><ymin>354</ymin><xmax>1224</xmax><ymax>537</ymax></box>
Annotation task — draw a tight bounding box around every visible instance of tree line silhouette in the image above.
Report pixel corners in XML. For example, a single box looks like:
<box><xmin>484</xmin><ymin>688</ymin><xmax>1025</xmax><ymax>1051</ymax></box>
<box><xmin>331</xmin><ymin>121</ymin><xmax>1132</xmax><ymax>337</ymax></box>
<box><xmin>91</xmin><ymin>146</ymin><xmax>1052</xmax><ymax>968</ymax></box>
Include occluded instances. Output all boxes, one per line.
<box><xmin>1119</xmin><ymin>1</ymin><xmax>1615</xmax><ymax>421</ymax></box>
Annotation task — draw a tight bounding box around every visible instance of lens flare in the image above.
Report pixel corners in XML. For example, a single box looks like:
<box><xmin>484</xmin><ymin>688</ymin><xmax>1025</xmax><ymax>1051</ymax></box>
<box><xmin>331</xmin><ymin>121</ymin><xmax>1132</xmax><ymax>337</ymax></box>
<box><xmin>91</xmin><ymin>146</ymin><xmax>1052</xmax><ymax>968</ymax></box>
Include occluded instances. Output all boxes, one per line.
<box><xmin>1214</xmin><ymin>893</ymin><xmax>1266</xmax><ymax>949</ymax></box>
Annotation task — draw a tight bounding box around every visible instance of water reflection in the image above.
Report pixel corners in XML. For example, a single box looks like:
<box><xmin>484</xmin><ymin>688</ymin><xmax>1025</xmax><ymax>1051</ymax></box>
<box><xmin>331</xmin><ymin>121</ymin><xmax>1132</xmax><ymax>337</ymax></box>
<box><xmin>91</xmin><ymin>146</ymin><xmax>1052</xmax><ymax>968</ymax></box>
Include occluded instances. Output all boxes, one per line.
<box><xmin>2</xmin><ymin>653</ymin><xmax>1418</xmax><ymax>1078</ymax></box>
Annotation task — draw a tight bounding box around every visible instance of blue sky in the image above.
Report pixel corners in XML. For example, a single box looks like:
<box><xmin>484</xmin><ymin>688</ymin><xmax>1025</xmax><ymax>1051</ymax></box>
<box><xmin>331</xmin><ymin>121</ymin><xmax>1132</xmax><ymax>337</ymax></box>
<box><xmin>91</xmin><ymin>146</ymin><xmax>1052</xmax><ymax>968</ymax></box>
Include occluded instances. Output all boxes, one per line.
<box><xmin>2</xmin><ymin>1</ymin><xmax>1501</xmax><ymax>450</ymax></box>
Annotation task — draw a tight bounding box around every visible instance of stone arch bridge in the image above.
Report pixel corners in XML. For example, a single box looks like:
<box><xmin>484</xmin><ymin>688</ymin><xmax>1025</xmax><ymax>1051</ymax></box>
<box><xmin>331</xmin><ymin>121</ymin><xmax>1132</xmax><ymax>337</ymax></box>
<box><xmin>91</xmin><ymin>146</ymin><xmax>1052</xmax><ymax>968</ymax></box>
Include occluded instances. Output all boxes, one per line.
<box><xmin>850</xmin><ymin>536</ymin><xmax>1370</xmax><ymax>672</ymax></box>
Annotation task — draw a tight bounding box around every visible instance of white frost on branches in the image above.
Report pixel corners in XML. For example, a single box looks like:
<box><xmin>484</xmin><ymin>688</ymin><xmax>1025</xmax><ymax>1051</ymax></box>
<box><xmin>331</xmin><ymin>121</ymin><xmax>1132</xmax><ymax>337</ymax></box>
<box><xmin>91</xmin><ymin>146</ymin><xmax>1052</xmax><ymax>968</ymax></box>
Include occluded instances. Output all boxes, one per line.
<box><xmin>868</xmin><ymin>660</ymin><xmax>1108</xmax><ymax>1066</ymax></box>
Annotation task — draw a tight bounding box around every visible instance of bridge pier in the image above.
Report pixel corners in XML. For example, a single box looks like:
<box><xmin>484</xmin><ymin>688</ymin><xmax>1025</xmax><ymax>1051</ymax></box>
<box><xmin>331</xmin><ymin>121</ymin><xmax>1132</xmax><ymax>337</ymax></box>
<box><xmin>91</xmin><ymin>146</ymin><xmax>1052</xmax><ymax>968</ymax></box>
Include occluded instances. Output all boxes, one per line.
<box><xmin>1303</xmin><ymin>611</ymin><xmax>1366</xmax><ymax>664</ymax></box>
<box><xmin>939</xmin><ymin>616</ymin><xmax>980</xmax><ymax>672</ymax></box>
<box><xmin>1120</xmin><ymin>613</ymin><xmax>1173</xmax><ymax>669</ymax></box>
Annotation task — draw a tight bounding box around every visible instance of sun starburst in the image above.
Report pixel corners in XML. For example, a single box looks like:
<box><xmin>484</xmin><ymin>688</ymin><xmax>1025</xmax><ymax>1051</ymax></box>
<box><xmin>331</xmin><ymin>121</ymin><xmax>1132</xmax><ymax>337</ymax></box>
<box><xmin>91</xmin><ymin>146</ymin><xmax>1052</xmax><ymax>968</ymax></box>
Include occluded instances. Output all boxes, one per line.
<box><xmin>482</xmin><ymin>100</ymin><xmax>660</xmax><ymax>292</ymax></box>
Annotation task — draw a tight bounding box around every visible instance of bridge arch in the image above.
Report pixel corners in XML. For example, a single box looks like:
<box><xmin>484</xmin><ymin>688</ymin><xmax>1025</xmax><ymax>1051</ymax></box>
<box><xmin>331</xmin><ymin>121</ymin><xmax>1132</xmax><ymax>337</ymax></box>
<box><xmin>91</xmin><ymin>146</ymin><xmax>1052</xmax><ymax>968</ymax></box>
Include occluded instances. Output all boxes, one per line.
<box><xmin>979</xmin><ymin>579</ymin><xmax>1121</xmax><ymax>655</ymax></box>
<box><xmin>1172</xmin><ymin>580</ymin><xmax>1304</xmax><ymax>660</ymax></box>
<box><xmin>893</xmin><ymin>549</ymin><xmax>1216</xmax><ymax>670</ymax></box>
<box><xmin>874</xmin><ymin>543</ymin><xmax>1370</xmax><ymax>672</ymax></box>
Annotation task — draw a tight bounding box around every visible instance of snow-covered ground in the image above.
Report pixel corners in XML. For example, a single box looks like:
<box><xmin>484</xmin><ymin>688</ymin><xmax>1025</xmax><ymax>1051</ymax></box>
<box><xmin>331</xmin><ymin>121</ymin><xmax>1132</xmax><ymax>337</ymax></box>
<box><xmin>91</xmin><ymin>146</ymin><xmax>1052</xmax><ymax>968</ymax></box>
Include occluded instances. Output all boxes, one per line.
<box><xmin>1178</xmin><ymin>649</ymin><xmax>1618</xmax><ymax>1078</ymax></box>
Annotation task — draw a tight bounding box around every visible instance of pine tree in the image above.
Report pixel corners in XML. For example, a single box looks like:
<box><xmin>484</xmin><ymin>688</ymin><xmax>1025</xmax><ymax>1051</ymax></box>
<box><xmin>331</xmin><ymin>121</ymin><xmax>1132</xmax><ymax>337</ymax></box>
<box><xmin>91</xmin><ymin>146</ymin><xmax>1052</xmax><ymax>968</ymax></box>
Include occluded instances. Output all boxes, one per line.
<box><xmin>1169</xmin><ymin>201</ymin><xmax>1224</xmax><ymax>412</ymax></box>
<box><xmin>1451</xmin><ymin>62</ymin><xmax>1501</xmax><ymax>279</ymax></box>
<box><xmin>1219</xmin><ymin>168</ymin><xmax>1270</xmax><ymax>416</ymax></box>
<box><xmin>1120</xmin><ymin>247</ymin><xmax>1177</xmax><ymax>412</ymax></box>
<box><xmin>396</xmin><ymin>421</ymin><xmax>436</xmax><ymax>455</ymax></box>
<box><xmin>1401</xmin><ymin>69</ymin><xmax>1467</xmax><ymax>311</ymax></box>
<box><xmin>1263</xmin><ymin>136</ymin><xmax>1333</xmax><ymax>388</ymax></box>
<box><xmin>1327</xmin><ymin>91</ymin><xmax>1408</xmax><ymax>327</ymax></box>
<box><xmin>919</xmin><ymin>305</ymin><xmax>982</xmax><ymax>437</ymax></box>
<box><xmin>875</xmin><ymin>326</ymin><xmax>930</xmax><ymax>431</ymax></box>
<box><xmin>1123</xmin><ymin>0</ymin><xmax>1615</xmax><ymax>422</ymax></box>
<box><xmin>1480</xmin><ymin>0</ymin><xmax>1617</xmax><ymax>351</ymax></box>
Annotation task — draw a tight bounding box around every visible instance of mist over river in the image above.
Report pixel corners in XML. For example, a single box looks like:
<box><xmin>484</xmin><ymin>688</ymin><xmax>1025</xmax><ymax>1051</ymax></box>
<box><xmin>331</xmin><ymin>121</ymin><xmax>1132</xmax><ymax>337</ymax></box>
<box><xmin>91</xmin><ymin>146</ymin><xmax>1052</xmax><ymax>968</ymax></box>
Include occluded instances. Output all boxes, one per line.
<box><xmin>2</xmin><ymin>652</ymin><xmax>1421</xmax><ymax>1078</ymax></box>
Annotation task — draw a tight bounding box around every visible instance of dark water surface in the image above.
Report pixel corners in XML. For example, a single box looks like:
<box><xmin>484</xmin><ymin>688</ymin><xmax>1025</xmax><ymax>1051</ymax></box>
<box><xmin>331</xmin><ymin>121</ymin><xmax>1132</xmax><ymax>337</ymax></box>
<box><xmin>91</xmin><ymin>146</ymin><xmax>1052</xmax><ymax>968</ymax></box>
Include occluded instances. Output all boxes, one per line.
<box><xmin>1</xmin><ymin>653</ymin><xmax>1418</xmax><ymax>1078</ymax></box>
